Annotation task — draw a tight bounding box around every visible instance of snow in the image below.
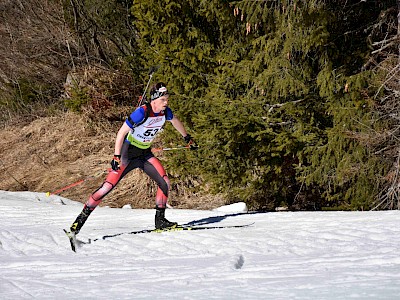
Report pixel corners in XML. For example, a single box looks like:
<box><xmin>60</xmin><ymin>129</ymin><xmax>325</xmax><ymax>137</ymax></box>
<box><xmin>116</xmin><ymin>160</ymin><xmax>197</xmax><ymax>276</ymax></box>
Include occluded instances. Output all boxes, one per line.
<box><xmin>1</xmin><ymin>191</ymin><xmax>400</xmax><ymax>300</ymax></box>
<box><xmin>122</xmin><ymin>204</ymin><xmax>132</xmax><ymax>209</ymax></box>
<box><xmin>213</xmin><ymin>201</ymin><xmax>248</xmax><ymax>213</ymax></box>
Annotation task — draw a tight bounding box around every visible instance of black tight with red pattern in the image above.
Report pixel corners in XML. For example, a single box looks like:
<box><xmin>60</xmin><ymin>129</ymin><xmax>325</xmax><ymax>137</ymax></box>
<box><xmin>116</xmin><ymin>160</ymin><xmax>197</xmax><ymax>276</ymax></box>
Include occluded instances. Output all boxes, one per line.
<box><xmin>85</xmin><ymin>143</ymin><xmax>170</xmax><ymax>210</ymax></box>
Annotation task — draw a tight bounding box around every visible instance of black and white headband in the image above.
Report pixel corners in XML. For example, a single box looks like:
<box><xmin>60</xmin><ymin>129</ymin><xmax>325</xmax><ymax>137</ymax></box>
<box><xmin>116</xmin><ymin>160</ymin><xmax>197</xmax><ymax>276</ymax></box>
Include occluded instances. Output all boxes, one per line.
<box><xmin>150</xmin><ymin>86</ymin><xmax>168</xmax><ymax>101</ymax></box>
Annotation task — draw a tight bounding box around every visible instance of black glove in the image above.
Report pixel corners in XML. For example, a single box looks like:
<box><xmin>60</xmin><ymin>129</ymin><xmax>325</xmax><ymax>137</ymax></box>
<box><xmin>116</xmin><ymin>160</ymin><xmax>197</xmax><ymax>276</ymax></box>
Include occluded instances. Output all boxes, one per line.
<box><xmin>111</xmin><ymin>155</ymin><xmax>121</xmax><ymax>171</ymax></box>
<box><xmin>183</xmin><ymin>134</ymin><xmax>198</xmax><ymax>150</ymax></box>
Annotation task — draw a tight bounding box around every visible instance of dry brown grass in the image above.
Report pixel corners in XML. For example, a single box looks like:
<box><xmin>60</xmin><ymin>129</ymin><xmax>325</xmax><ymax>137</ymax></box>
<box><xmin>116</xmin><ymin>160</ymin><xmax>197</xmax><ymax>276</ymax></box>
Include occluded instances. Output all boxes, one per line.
<box><xmin>0</xmin><ymin>111</ymin><xmax>226</xmax><ymax>210</ymax></box>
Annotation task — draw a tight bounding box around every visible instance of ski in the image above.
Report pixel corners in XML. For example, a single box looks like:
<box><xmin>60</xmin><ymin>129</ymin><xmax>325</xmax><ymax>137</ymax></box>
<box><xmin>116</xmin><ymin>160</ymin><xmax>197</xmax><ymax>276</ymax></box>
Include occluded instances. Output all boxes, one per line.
<box><xmin>153</xmin><ymin>223</ymin><xmax>255</xmax><ymax>233</ymax></box>
<box><xmin>63</xmin><ymin>229</ymin><xmax>77</xmax><ymax>252</ymax></box>
<box><xmin>65</xmin><ymin>223</ymin><xmax>254</xmax><ymax>251</ymax></box>
<box><xmin>99</xmin><ymin>223</ymin><xmax>255</xmax><ymax>241</ymax></box>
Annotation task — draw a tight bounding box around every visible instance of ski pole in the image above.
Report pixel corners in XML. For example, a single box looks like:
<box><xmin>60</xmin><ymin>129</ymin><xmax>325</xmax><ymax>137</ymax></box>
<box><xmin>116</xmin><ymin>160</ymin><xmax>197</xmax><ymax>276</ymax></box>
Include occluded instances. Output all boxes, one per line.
<box><xmin>46</xmin><ymin>170</ymin><xmax>107</xmax><ymax>196</ymax></box>
<box><xmin>152</xmin><ymin>145</ymin><xmax>191</xmax><ymax>152</ymax></box>
<box><xmin>138</xmin><ymin>66</ymin><xmax>159</xmax><ymax>107</ymax></box>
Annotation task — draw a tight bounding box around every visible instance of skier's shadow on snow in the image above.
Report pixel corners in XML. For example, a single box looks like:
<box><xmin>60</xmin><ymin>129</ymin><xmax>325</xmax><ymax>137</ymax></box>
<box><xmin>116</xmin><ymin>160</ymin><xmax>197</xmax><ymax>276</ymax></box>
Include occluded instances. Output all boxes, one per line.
<box><xmin>182</xmin><ymin>211</ymin><xmax>264</xmax><ymax>227</ymax></box>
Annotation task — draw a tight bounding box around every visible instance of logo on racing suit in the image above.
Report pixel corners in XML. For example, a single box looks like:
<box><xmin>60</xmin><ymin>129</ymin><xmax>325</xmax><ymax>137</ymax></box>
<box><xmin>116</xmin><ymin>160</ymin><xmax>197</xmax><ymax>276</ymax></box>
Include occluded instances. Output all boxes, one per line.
<box><xmin>148</xmin><ymin>116</ymin><xmax>164</xmax><ymax>126</ymax></box>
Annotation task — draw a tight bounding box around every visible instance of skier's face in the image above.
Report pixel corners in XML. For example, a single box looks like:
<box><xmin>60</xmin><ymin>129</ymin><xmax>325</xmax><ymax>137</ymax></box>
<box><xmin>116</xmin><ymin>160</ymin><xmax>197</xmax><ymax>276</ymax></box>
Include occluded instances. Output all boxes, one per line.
<box><xmin>152</xmin><ymin>95</ymin><xmax>169</xmax><ymax>112</ymax></box>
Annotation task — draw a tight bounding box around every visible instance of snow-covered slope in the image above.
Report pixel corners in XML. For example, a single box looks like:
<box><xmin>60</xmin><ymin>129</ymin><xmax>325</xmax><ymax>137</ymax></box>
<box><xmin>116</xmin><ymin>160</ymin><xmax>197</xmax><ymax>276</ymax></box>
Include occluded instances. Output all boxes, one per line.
<box><xmin>1</xmin><ymin>191</ymin><xmax>399</xmax><ymax>299</ymax></box>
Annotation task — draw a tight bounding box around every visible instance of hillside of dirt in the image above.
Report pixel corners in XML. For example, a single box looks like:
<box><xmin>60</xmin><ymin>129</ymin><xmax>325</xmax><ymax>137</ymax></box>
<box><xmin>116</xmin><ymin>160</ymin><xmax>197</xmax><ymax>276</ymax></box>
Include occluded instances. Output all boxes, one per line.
<box><xmin>0</xmin><ymin>112</ymin><xmax>225</xmax><ymax>210</ymax></box>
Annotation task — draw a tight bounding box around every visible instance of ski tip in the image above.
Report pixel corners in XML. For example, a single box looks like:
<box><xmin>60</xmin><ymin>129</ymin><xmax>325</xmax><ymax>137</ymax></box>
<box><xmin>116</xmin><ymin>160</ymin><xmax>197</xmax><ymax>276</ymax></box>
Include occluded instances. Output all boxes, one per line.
<box><xmin>63</xmin><ymin>228</ymin><xmax>73</xmax><ymax>235</ymax></box>
<box><xmin>63</xmin><ymin>229</ymin><xmax>77</xmax><ymax>252</ymax></box>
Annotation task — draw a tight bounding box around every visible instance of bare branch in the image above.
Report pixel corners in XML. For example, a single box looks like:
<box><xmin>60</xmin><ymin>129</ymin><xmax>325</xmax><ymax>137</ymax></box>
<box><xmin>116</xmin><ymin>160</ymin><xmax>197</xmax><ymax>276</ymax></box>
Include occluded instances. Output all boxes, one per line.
<box><xmin>263</xmin><ymin>99</ymin><xmax>305</xmax><ymax>113</ymax></box>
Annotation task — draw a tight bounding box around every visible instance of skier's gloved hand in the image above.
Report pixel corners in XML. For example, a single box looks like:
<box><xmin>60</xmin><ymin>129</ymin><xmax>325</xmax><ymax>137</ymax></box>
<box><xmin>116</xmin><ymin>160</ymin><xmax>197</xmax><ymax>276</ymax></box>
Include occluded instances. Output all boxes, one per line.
<box><xmin>111</xmin><ymin>155</ymin><xmax>121</xmax><ymax>171</ymax></box>
<box><xmin>183</xmin><ymin>134</ymin><xmax>198</xmax><ymax>150</ymax></box>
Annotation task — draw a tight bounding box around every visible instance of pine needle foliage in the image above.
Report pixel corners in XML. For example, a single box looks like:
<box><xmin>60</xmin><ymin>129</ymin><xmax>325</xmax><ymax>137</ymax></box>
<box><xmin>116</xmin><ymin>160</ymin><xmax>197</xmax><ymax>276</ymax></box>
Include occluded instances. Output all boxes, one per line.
<box><xmin>131</xmin><ymin>0</ymin><xmax>396</xmax><ymax>210</ymax></box>
<box><xmin>131</xmin><ymin>0</ymin><xmax>240</xmax><ymax>186</ymax></box>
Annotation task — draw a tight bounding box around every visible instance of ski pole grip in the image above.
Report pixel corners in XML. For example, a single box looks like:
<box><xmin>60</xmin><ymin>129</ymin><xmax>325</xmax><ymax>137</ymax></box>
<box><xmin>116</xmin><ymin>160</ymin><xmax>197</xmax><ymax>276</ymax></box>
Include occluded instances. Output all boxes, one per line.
<box><xmin>149</xmin><ymin>65</ymin><xmax>159</xmax><ymax>75</ymax></box>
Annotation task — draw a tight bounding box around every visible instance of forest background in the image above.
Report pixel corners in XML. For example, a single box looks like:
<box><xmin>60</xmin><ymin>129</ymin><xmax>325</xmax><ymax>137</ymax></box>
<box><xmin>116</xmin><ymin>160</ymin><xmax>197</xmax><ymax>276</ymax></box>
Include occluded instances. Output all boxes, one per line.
<box><xmin>1</xmin><ymin>0</ymin><xmax>399</xmax><ymax>211</ymax></box>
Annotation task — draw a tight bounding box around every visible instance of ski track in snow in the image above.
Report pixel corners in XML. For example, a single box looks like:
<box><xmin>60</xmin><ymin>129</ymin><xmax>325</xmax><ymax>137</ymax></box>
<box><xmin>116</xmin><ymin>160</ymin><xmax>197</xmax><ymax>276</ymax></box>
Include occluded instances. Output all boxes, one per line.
<box><xmin>0</xmin><ymin>191</ymin><xmax>400</xmax><ymax>299</ymax></box>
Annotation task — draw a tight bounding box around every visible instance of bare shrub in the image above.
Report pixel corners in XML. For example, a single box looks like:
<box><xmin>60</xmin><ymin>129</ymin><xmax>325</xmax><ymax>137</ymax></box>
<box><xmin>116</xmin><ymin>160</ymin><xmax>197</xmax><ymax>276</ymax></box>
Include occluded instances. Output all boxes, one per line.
<box><xmin>0</xmin><ymin>0</ymin><xmax>74</xmax><ymax>123</ymax></box>
<box><xmin>369</xmin><ymin>6</ymin><xmax>400</xmax><ymax>210</ymax></box>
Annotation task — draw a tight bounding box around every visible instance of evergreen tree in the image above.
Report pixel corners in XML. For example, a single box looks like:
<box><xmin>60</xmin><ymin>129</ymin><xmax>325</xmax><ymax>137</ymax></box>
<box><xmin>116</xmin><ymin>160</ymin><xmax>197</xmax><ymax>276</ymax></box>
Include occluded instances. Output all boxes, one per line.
<box><xmin>196</xmin><ymin>0</ymin><xmax>331</xmax><ymax>209</ymax></box>
<box><xmin>200</xmin><ymin>0</ymin><xmax>394</xmax><ymax>210</ymax></box>
<box><xmin>131</xmin><ymin>0</ymin><xmax>239</xmax><ymax>184</ymax></box>
<box><xmin>131</xmin><ymin>0</ymin><xmax>396</xmax><ymax>210</ymax></box>
<box><xmin>302</xmin><ymin>0</ymin><xmax>395</xmax><ymax>209</ymax></box>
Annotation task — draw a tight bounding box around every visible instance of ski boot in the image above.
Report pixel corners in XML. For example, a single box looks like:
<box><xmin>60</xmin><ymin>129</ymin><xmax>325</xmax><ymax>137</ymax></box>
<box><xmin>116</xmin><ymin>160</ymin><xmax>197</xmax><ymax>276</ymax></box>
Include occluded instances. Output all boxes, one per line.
<box><xmin>155</xmin><ymin>206</ymin><xmax>178</xmax><ymax>229</ymax></box>
<box><xmin>70</xmin><ymin>205</ymin><xmax>93</xmax><ymax>235</ymax></box>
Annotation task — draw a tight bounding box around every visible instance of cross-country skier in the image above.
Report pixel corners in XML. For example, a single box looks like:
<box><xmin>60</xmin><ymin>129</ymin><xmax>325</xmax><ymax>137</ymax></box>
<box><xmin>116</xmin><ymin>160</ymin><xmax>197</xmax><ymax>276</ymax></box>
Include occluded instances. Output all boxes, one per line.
<box><xmin>68</xmin><ymin>82</ymin><xmax>196</xmax><ymax>235</ymax></box>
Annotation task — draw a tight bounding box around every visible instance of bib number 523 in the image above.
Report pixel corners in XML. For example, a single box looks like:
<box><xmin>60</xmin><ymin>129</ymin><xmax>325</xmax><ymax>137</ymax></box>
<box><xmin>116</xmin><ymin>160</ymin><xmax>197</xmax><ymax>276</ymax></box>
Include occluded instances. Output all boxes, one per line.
<box><xmin>143</xmin><ymin>128</ymin><xmax>159</xmax><ymax>137</ymax></box>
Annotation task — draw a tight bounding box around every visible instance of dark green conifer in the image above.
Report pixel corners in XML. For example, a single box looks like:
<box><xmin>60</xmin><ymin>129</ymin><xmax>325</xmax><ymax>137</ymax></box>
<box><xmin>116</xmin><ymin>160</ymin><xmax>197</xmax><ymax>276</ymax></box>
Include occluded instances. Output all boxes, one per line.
<box><xmin>131</xmin><ymin>0</ymin><xmax>397</xmax><ymax>210</ymax></box>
